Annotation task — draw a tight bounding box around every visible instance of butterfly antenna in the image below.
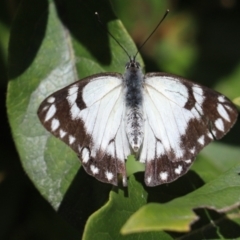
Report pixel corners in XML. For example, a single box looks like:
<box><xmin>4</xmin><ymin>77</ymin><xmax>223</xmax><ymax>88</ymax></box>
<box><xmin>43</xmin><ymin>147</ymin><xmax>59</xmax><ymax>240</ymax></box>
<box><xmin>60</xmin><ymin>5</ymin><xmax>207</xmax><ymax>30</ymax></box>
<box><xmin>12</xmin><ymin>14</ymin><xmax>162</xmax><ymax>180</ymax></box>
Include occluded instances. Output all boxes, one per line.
<box><xmin>133</xmin><ymin>9</ymin><xmax>169</xmax><ymax>60</ymax></box>
<box><xmin>95</xmin><ymin>12</ymin><xmax>131</xmax><ymax>60</ymax></box>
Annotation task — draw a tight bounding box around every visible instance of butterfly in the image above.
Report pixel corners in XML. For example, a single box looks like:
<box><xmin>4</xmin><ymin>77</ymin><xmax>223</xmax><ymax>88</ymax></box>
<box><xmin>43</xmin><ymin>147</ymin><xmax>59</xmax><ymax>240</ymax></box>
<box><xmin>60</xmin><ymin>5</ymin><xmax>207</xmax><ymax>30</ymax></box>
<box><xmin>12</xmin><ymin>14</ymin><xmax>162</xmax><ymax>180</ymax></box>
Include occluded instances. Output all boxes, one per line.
<box><xmin>37</xmin><ymin>54</ymin><xmax>238</xmax><ymax>187</ymax></box>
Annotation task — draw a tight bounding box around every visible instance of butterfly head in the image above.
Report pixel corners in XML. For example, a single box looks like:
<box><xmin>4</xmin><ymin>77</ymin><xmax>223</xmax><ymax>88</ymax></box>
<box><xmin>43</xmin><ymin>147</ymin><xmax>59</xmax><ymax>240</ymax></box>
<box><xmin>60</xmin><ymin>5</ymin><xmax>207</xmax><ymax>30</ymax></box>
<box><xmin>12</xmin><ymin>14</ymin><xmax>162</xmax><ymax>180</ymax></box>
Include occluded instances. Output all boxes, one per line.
<box><xmin>125</xmin><ymin>57</ymin><xmax>141</xmax><ymax>71</ymax></box>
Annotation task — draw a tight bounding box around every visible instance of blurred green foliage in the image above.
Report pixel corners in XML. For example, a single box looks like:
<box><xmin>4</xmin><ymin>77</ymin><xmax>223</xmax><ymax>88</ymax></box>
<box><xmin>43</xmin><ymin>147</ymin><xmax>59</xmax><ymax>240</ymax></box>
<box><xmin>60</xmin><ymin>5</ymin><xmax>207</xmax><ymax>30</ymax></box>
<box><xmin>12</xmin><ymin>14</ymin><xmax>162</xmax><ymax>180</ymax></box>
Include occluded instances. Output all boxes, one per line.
<box><xmin>1</xmin><ymin>0</ymin><xmax>240</xmax><ymax>239</ymax></box>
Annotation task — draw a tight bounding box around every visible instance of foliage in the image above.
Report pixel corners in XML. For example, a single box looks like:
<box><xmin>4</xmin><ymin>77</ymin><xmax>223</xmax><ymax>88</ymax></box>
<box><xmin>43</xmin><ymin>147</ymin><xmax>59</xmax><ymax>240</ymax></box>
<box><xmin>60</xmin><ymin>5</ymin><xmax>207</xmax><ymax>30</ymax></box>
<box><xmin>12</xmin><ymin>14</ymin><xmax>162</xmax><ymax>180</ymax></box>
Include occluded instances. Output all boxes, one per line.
<box><xmin>2</xmin><ymin>0</ymin><xmax>240</xmax><ymax>239</ymax></box>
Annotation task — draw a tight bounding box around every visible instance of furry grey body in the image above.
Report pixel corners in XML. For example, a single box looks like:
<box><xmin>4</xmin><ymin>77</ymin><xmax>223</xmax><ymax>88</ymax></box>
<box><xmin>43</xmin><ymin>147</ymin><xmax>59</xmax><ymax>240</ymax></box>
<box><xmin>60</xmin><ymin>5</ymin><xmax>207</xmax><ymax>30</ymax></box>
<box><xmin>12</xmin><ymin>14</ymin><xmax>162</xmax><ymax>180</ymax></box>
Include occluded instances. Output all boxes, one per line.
<box><xmin>124</xmin><ymin>59</ymin><xmax>144</xmax><ymax>152</ymax></box>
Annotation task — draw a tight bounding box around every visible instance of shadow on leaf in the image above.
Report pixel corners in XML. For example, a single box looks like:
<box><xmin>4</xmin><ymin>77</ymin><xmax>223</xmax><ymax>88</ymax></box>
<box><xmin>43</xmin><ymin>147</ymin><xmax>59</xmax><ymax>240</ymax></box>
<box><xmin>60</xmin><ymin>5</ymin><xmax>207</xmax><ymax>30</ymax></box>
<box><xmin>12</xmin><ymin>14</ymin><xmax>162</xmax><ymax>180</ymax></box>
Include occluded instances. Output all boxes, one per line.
<box><xmin>134</xmin><ymin>170</ymin><xmax>205</xmax><ymax>203</ymax></box>
<box><xmin>58</xmin><ymin>167</ymin><xmax>112</xmax><ymax>236</ymax></box>
<box><xmin>8</xmin><ymin>0</ymin><xmax>49</xmax><ymax>78</ymax></box>
<box><xmin>54</xmin><ymin>0</ymin><xmax>117</xmax><ymax>65</ymax></box>
<box><xmin>167</xmin><ymin>208</ymin><xmax>240</xmax><ymax>239</ymax></box>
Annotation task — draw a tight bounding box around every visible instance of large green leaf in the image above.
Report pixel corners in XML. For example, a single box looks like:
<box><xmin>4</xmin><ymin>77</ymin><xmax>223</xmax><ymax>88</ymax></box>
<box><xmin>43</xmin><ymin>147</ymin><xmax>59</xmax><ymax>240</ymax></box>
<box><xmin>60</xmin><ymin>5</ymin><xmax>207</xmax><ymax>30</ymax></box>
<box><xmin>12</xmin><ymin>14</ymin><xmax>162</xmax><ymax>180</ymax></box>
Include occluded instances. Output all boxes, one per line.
<box><xmin>7</xmin><ymin>0</ymin><xmax>141</xmax><ymax>209</ymax></box>
<box><xmin>83</xmin><ymin>174</ymin><xmax>172</xmax><ymax>240</ymax></box>
<box><xmin>121</xmin><ymin>164</ymin><xmax>240</xmax><ymax>234</ymax></box>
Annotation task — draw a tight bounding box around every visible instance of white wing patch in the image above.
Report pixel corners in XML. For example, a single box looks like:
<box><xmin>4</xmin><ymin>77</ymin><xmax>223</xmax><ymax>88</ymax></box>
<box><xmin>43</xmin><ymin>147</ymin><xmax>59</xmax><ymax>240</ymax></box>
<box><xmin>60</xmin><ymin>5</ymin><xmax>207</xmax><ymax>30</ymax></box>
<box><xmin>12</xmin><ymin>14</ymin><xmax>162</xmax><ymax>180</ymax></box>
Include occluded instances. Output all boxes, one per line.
<box><xmin>159</xmin><ymin>171</ymin><xmax>168</xmax><ymax>180</ymax></box>
<box><xmin>82</xmin><ymin>76</ymin><xmax>122</xmax><ymax>106</ymax></box>
<box><xmin>215</xmin><ymin>118</ymin><xmax>224</xmax><ymax>131</ymax></box>
<box><xmin>47</xmin><ymin>96</ymin><xmax>55</xmax><ymax>103</ymax></box>
<box><xmin>198</xmin><ymin>136</ymin><xmax>205</xmax><ymax>145</ymax></box>
<box><xmin>143</xmin><ymin>76</ymin><xmax>194</xmax><ymax>160</ymax></box>
<box><xmin>90</xmin><ymin>165</ymin><xmax>99</xmax><ymax>175</ymax></box>
<box><xmin>82</xmin><ymin>148</ymin><xmax>90</xmax><ymax>163</ymax></box>
<box><xmin>59</xmin><ymin>129</ymin><xmax>67</xmax><ymax>138</ymax></box>
<box><xmin>45</xmin><ymin>104</ymin><xmax>56</xmax><ymax>122</ymax></box>
<box><xmin>80</xmin><ymin>78</ymin><xmax>125</xmax><ymax>156</ymax></box>
<box><xmin>105</xmin><ymin>171</ymin><xmax>114</xmax><ymax>181</ymax></box>
<box><xmin>51</xmin><ymin>118</ymin><xmax>60</xmax><ymax>131</ymax></box>
<box><xmin>145</xmin><ymin>76</ymin><xmax>189</xmax><ymax>107</ymax></box>
<box><xmin>217</xmin><ymin>104</ymin><xmax>230</xmax><ymax>121</ymax></box>
<box><xmin>69</xmin><ymin>135</ymin><xmax>76</xmax><ymax>144</ymax></box>
<box><xmin>175</xmin><ymin>165</ymin><xmax>183</xmax><ymax>175</ymax></box>
<box><xmin>192</xmin><ymin>85</ymin><xmax>205</xmax><ymax>114</ymax></box>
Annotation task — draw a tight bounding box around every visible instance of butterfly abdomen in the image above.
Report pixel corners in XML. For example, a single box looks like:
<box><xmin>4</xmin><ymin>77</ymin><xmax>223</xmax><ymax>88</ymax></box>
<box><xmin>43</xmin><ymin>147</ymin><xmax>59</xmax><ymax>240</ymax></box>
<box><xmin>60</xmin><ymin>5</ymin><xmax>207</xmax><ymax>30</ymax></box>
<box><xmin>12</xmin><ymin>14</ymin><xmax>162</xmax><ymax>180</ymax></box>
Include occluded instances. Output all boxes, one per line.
<box><xmin>126</xmin><ymin>107</ymin><xmax>144</xmax><ymax>152</ymax></box>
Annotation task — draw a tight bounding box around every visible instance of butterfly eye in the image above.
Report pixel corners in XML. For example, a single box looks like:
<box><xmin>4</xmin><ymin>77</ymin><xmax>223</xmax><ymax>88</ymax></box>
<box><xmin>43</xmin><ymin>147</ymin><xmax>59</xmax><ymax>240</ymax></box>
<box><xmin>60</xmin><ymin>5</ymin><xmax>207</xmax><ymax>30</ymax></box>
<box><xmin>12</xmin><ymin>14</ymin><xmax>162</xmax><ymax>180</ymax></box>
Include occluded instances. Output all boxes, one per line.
<box><xmin>136</xmin><ymin>62</ymin><xmax>140</xmax><ymax>68</ymax></box>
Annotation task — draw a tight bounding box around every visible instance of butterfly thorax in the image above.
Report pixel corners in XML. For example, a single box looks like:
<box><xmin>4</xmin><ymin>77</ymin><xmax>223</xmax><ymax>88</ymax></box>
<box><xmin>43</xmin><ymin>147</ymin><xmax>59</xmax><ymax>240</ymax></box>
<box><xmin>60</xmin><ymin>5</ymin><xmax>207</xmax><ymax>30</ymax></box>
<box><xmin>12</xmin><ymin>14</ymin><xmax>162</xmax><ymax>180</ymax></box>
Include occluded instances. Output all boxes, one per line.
<box><xmin>124</xmin><ymin>59</ymin><xmax>144</xmax><ymax>153</ymax></box>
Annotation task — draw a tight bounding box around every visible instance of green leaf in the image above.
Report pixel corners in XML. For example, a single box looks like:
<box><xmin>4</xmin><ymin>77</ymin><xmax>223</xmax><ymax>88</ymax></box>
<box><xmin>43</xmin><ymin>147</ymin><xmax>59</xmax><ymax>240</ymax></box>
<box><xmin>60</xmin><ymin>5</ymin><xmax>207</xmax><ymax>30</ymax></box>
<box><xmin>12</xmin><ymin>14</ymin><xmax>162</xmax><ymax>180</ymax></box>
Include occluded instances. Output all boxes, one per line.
<box><xmin>192</xmin><ymin>142</ymin><xmax>240</xmax><ymax>183</ymax></box>
<box><xmin>7</xmin><ymin>0</ymin><xmax>141</xmax><ymax>209</ymax></box>
<box><xmin>83</xmin><ymin>174</ymin><xmax>172</xmax><ymax>240</ymax></box>
<box><xmin>233</xmin><ymin>96</ymin><xmax>240</xmax><ymax>107</ymax></box>
<box><xmin>121</xmin><ymin>164</ymin><xmax>240</xmax><ymax>234</ymax></box>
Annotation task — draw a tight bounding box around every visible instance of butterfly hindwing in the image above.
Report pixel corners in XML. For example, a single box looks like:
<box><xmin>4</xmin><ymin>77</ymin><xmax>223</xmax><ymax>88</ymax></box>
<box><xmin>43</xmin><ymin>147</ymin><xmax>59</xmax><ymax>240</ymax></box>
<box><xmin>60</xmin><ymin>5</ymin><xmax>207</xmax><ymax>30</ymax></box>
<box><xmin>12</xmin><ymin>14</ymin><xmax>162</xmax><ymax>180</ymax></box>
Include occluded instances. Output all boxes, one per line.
<box><xmin>38</xmin><ymin>73</ymin><xmax>130</xmax><ymax>186</ymax></box>
<box><xmin>141</xmin><ymin>73</ymin><xmax>238</xmax><ymax>186</ymax></box>
<box><xmin>145</xmin><ymin>155</ymin><xmax>195</xmax><ymax>186</ymax></box>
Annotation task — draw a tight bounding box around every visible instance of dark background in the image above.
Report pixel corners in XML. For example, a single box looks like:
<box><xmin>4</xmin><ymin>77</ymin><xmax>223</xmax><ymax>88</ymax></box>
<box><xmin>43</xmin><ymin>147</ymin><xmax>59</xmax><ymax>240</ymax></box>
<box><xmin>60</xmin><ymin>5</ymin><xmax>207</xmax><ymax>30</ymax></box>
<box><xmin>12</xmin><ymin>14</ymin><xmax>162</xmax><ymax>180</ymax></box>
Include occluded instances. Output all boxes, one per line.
<box><xmin>1</xmin><ymin>0</ymin><xmax>239</xmax><ymax>239</ymax></box>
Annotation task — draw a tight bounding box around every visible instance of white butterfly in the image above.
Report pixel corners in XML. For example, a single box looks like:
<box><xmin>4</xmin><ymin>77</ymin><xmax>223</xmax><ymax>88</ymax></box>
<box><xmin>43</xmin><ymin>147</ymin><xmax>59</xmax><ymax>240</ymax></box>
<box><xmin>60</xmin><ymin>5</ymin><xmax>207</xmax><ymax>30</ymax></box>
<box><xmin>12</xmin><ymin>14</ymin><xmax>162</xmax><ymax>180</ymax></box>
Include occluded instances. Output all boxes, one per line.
<box><xmin>38</xmin><ymin>57</ymin><xmax>238</xmax><ymax>186</ymax></box>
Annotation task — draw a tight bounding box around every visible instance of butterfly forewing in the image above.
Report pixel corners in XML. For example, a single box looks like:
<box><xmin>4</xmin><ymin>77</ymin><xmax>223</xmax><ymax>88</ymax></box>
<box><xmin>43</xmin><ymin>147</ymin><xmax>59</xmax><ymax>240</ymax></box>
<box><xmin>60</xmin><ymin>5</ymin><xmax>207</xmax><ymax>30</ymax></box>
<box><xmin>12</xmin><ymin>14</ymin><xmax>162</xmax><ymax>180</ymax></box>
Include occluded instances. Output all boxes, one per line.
<box><xmin>141</xmin><ymin>73</ymin><xmax>238</xmax><ymax>186</ymax></box>
<box><xmin>38</xmin><ymin>73</ymin><xmax>130</xmax><ymax>186</ymax></box>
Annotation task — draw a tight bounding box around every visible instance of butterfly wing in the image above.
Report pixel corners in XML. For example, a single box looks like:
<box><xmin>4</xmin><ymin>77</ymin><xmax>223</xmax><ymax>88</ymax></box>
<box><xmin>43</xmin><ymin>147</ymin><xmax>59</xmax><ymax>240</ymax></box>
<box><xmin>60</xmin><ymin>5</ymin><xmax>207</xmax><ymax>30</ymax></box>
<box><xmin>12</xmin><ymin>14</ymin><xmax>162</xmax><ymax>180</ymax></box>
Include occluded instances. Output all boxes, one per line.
<box><xmin>141</xmin><ymin>73</ymin><xmax>238</xmax><ymax>186</ymax></box>
<box><xmin>38</xmin><ymin>73</ymin><xmax>130</xmax><ymax>186</ymax></box>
